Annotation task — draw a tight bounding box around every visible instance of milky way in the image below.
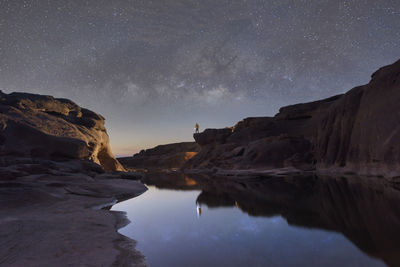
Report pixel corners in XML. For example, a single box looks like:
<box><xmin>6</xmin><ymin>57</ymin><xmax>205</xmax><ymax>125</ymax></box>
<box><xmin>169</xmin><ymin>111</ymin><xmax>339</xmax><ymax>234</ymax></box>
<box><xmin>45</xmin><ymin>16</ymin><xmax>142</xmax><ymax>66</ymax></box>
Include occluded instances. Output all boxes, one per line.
<box><xmin>1</xmin><ymin>0</ymin><xmax>400</xmax><ymax>155</ymax></box>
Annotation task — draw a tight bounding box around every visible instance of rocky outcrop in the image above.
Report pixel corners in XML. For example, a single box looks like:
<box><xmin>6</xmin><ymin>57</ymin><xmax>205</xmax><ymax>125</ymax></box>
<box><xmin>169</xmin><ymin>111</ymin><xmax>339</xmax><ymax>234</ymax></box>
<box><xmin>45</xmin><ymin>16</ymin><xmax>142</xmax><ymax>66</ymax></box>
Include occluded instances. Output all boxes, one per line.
<box><xmin>119</xmin><ymin>142</ymin><xmax>200</xmax><ymax>170</ymax></box>
<box><xmin>0</xmin><ymin>91</ymin><xmax>147</xmax><ymax>266</ymax></box>
<box><xmin>0</xmin><ymin>91</ymin><xmax>124</xmax><ymax>171</ymax></box>
<box><xmin>184</xmin><ymin>59</ymin><xmax>400</xmax><ymax>178</ymax></box>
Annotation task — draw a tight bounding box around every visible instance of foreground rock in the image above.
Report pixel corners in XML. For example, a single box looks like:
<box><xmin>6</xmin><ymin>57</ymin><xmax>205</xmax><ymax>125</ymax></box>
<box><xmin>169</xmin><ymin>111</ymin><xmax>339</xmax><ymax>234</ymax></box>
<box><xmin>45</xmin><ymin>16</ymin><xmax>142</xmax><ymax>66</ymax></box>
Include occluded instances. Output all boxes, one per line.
<box><xmin>0</xmin><ymin>157</ymin><xmax>147</xmax><ymax>266</ymax></box>
<box><xmin>119</xmin><ymin>142</ymin><xmax>200</xmax><ymax>170</ymax></box>
<box><xmin>185</xmin><ymin>59</ymin><xmax>400</xmax><ymax>178</ymax></box>
<box><xmin>0</xmin><ymin>91</ymin><xmax>124</xmax><ymax>171</ymax></box>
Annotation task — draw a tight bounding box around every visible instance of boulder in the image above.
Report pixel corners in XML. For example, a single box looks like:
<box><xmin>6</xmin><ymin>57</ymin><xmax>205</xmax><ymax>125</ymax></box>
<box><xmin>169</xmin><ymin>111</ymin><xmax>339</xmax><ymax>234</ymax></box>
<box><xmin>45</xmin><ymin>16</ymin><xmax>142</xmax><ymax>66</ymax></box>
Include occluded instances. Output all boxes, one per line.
<box><xmin>0</xmin><ymin>91</ymin><xmax>124</xmax><ymax>172</ymax></box>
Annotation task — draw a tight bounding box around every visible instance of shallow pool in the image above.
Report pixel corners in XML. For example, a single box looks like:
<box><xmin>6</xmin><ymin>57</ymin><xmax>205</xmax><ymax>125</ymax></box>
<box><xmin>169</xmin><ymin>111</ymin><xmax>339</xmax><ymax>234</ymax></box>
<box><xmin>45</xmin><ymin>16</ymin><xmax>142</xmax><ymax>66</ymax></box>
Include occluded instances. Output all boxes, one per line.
<box><xmin>112</xmin><ymin>173</ymin><xmax>398</xmax><ymax>267</ymax></box>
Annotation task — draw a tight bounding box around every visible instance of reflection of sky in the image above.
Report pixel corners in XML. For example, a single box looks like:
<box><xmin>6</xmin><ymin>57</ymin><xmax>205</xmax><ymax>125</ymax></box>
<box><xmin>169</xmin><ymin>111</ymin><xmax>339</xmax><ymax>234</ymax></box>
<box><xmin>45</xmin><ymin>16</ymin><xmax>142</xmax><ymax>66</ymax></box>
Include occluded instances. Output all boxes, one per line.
<box><xmin>112</xmin><ymin>186</ymin><xmax>385</xmax><ymax>267</ymax></box>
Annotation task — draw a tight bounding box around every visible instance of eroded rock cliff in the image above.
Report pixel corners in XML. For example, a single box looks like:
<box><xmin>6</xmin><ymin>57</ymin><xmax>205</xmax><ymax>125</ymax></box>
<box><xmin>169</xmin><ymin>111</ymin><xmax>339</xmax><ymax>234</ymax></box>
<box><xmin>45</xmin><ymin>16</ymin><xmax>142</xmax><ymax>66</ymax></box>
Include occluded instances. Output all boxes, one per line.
<box><xmin>185</xmin><ymin>59</ymin><xmax>400</xmax><ymax>178</ymax></box>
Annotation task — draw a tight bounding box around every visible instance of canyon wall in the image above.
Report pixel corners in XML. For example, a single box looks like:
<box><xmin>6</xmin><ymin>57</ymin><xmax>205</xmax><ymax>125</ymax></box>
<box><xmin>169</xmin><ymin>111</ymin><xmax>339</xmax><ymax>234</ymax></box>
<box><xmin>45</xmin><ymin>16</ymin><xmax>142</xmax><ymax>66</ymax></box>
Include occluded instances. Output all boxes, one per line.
<box><xmin>185</xmin><ymin>59</ymin><xmax>400</xmax><ymax>178</ymax></box>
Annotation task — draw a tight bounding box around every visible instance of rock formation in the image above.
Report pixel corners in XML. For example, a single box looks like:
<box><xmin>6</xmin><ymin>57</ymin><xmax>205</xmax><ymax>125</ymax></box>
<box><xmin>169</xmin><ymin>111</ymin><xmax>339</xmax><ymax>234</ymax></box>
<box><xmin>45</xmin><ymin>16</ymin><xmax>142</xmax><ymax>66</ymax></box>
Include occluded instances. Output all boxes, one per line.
<box><xmin>0</xmin><ymin>91</ymin><xmax>124</xmax><ymax>171</ymax></box>
<box><xmin>185</xmin><ymin>59</ymin><xmax>400</xmax><ymax>178</ymax></box>
<box><xmin>0</xmin><ymin>91</ymin><xmax>147</xmax><ymax>266</ymax></box>
<box><xmin>119</xmin><ymin>142</ymin><xmax>200</xmax><ymax>170</ymax></box>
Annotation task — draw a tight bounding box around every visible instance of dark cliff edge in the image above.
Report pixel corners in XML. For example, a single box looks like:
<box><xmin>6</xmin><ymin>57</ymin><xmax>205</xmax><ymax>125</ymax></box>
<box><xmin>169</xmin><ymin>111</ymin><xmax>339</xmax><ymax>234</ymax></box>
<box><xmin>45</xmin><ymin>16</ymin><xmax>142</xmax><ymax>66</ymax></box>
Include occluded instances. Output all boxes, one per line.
<box><xmin>184</xmin><ymin>59</ymin><xmax>400</xmax><ymax>179</ymax></box>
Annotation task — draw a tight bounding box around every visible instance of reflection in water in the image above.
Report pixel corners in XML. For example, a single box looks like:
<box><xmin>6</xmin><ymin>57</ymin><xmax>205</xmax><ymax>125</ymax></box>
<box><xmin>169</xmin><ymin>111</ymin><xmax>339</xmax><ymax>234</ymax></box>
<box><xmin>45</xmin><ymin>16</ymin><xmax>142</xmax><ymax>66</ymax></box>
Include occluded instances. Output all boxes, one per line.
<box><xmin>114</xmin><ymin>172</ymin><xmax>400</xmax><ymax>267</ymax></box>
<box><xmin>196</xmin><ymin>203</ymin><xmax>202</xmax><ymax>218</ymax></box>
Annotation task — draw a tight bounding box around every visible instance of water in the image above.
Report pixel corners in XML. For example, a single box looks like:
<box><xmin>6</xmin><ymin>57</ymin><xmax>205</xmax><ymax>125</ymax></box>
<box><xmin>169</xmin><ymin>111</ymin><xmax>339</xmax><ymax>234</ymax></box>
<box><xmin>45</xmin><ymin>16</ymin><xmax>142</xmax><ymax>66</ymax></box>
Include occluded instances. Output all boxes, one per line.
<box><xmin>112</xmin><ymin>173</ymin><xmax>400</xmax><ymax>267</ymax></box>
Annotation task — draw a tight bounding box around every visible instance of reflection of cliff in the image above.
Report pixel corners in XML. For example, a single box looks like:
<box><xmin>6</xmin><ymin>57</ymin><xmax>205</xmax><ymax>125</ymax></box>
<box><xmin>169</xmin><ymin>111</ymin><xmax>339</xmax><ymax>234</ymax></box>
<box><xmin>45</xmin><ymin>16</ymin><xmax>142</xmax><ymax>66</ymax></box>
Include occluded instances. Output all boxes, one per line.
<box><xmin>191</xmin><ymin>174</ymin><xmax>400</xmax><ymax>267</ymax></box>
<box><xmin>140</xmin><ymin>172</ymin><xmax>201</xmax><ymax>190</ymax></box>
<box><xmin>144</xmin><ymin>172</ymin><xmax>400</xmax><ymax>267</ymax></box>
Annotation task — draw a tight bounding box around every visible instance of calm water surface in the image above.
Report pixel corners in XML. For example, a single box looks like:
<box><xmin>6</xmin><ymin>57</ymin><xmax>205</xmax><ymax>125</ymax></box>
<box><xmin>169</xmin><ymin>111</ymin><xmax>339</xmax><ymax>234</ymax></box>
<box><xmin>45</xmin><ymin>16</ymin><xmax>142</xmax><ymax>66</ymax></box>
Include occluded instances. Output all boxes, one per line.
<box><xmin>112</xmin><ymin>173</ymin><xmax>400</xmax><ymax>267</ymax></box>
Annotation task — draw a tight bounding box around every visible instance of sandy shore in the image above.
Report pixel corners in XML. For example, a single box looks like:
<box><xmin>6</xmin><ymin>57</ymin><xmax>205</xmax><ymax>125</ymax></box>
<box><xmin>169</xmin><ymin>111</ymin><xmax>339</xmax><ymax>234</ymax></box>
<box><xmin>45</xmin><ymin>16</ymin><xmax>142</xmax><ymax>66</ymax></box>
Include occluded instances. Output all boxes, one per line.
<box><xmin>0</xmin><ymin>157</ymin><xmax>147</xmax><ymax>266</ymax></box>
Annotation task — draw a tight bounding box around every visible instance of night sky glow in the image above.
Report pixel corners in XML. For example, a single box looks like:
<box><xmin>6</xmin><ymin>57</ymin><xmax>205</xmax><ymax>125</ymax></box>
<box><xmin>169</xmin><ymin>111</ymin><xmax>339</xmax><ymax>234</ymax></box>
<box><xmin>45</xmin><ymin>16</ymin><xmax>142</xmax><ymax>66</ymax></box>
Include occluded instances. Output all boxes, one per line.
<box><xmin>1</xmin><ymin>0</ymin><xmax>399</xmax><ymax>155</ymax></box>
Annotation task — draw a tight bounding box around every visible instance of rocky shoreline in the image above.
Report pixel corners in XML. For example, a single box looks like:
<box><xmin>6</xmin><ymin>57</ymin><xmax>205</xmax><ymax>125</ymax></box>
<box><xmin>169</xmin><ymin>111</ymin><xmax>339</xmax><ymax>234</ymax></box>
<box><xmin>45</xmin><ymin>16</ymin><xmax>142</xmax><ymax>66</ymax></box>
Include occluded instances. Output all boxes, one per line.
<box><xmin>0</xmin><ymin>157</ymin><xmax>147</xmax><ymax>266</ymax></box>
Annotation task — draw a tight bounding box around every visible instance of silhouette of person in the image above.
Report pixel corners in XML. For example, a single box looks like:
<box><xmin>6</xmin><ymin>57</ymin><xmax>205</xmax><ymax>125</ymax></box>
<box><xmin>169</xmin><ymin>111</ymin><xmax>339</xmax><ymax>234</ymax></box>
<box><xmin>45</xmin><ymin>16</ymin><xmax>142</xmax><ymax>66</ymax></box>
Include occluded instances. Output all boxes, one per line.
<box><xmin>195</xmin><ymin>123</ymin><xmax>199</xmax><ymax>133</ymax></box>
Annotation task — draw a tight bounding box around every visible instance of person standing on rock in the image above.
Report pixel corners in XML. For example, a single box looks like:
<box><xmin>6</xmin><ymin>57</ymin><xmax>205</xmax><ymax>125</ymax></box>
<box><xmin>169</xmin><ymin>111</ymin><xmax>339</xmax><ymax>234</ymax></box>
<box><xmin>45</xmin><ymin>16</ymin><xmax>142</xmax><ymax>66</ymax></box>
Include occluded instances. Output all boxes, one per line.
<box><xmin>195</xmin><ymin>123</ymin><xmax>199</xmax><ymax>133</ymax></box>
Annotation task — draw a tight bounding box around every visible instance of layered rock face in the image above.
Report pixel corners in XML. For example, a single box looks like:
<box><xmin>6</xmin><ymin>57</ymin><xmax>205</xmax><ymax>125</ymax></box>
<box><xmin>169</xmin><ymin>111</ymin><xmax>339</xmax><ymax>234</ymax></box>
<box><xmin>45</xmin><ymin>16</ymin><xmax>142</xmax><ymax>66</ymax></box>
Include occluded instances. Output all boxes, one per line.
<box><xmin>185</xmin><ymin>59</ymin><xmax>400</xmax><ymax>178</ymax></box>
<box><xmin>315</xmin><ymin>60</ymin><xmax>400</xmax><ymax>176</ymax></box>
<box><xmin>119</xmin><ymin>142</ymin><xmax>200</xmax><ymax>170</ymax></box>
<box><xmin>0</xmin><ymin>91</ymin><xmax>124</xmax><ymax>171</ymax></box>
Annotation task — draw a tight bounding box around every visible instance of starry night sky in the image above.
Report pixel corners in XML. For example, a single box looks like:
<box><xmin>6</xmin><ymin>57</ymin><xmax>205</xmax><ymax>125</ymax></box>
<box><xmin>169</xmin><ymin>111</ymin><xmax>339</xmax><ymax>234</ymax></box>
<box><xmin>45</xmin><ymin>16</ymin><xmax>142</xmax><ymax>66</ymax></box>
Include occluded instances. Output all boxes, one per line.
<box><xmin>1</xmin><ymin>0</ymin><xmax>400</xmax><ymax>155</ymax></box>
